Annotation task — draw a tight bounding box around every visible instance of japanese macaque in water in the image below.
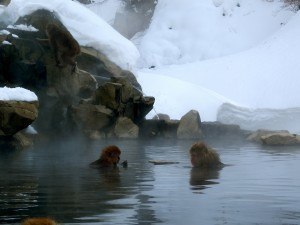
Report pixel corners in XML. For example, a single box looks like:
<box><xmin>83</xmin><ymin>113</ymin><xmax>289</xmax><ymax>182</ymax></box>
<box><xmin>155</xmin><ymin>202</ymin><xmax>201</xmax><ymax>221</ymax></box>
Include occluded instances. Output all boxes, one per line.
<box><xmin>21</xmin><ymin>218</ymin><xmax>57</xmax><ymax>225</ymax></box>
<box><xmin>90</xmin><ymin>145</ymin><xmax>121</xmax><ymax>168</ymax></box>
<box><xmin>46</xmin><ymin>23</ymin><xmax>80</xmax><ymax>72</ymax></box>
<box><xmin>189</xmin><ymin>142</ymin><xmax>223</xmax><ymax>168</ymax></box>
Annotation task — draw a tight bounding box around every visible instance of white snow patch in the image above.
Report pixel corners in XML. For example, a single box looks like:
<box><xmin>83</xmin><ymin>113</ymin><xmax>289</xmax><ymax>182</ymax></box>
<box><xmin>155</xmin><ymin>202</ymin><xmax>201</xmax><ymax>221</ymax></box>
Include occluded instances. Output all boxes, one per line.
<box><xmin>0</xmin><ymin>87</ymin><xmax>38</xmax><ymax>101</ymax></box>
<box><xmin>7</xmin><ymin>24</ymin><xmax>38</xmax><ymax>32</ymax></box>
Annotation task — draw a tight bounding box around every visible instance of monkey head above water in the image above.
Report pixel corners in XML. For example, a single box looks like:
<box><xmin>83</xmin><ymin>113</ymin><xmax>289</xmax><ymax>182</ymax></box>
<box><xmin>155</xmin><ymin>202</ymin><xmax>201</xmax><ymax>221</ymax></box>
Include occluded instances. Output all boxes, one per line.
<box><xmin>189</xmin><ymin>142</ymin><xmax>223</xmax><ymax>168</ymax></box>
<box><xmin>90</xmin><ymin>145</ymin><xmax>121</xmax><ymax>168</ymax></box>
<box><xmin>46</xmin><ymin>23</ymin><xmax>80</xmax><ymax>73</ymax></box>
<box><xmin>22</xmin><ymin>217</ymin><xmax>57</xmax><ymax>225</ymax></box>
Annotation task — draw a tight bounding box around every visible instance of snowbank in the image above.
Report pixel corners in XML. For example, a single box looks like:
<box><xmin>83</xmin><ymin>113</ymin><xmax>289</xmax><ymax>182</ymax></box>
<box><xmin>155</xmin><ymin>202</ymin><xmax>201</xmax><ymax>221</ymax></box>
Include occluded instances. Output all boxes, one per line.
<box><xmin>1</xmin><ymin>0</ymin><xmax>139</xmax><ymax>70</ymax></box>
<box><xmin>0</xmin><ymin>87</ymin><xmax>38</xmax><ymax>101</ymax></box>
<box><xmin>136</xmin><ymin>0</ymin><xmax>294</xmax><ymax>68</ymax></box>
<box><xmin>217</xmin><ymin>103</ymin><xmax>300</xmax><ymax>133</ymax></box>
<box><xmin>139</xmin><ymin>9</ymin><xmax>300</xmax><ymax>124</ymax></box>
<box><xmin>137</xmin><ymin>71</ymin><xmax>236</xmax><ymax>121</ymax></box>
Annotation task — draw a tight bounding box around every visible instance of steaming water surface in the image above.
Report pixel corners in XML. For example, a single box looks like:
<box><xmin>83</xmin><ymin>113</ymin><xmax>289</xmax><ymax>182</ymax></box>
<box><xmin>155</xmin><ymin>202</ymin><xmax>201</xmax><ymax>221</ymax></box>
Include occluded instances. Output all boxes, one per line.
<box><xmin>1</xmin><ymin>139</ymin><xmax>300</xmax><ymax>224</ymax></box>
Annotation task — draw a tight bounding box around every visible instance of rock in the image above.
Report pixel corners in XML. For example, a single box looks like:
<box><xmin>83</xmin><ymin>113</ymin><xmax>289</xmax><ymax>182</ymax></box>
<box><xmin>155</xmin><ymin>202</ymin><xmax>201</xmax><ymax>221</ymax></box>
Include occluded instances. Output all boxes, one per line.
<box><xmin>202</xmin><ymin>122</ymin><xmax>248</xmax><ymax>139</ymax></box>
<box><xmin>69</xmin><ymin>103</ymin><xmax>113</xmax><ymax>131</ymax></box>
<box><xmin>0</xmin><ymin>128</ymin><xmax>37</xmax><ymax>150</ymax></box>
<box><xmin>114</xmin><ymin>117</ymin><xmax>139</xmax><ymax>138</ymax></box>
<box><xmin>261</xmin><ymin>133</ymin><xmax>300</xmax><ymax>146</ymax></box>
<box><xmin>139</xmin><ymin>119</ymin><xmax>179</xmax><ymax>138</ymax></box>
<box><xmin>0</xmin><ymin>0</ymin><xmax>10</xmax><ymax>6</ymax></box>
<box><xmin>46</xmin><ymin>66</ymin><xmax>98</xmax><ymax>103</ymax></box>
<box><xmin>0</xmin><ymin>100</ymin><xmax>38</xmax><ymax>136</ymax></box>
<box><xmin>91</xmin><ymin>77</ymin><xmax>153</xmax><ymax>123</ymax></box>
<box><xmin>247</xmin><ymin>129</ymin><xmax>290</xmax><ymax>143</ymax></box>
<box><xmin>0</xmin><ymin>9</ymin><xmax>154</xmax><ymax>138</ymax></box>
<box><xmin>152</xmin><ymin>113</ymin><xmax>170</xmax><ymax>121</ymax></box>
<box><xmin>93</xmin><ymin>82</ymin><xmax>122</xmax><ymax>111</ymax></box>
<box><xmin>177</xmin><ymin>110</ymin><xmax>203</xmax><ymax>139</ymax></box>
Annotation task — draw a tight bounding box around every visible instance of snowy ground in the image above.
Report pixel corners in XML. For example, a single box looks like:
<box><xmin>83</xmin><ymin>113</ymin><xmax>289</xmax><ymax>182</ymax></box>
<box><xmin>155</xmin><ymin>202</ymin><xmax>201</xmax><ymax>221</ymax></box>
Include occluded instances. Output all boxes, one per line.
<box><xmin>1</xmin><ymin>0</ymin><xmax>299</xmax><ymax>132</ymax></box>
<box><xmin>133</xmin><ymin>0</ymin><xmax>300</xmax><ymax>132</ymax></box>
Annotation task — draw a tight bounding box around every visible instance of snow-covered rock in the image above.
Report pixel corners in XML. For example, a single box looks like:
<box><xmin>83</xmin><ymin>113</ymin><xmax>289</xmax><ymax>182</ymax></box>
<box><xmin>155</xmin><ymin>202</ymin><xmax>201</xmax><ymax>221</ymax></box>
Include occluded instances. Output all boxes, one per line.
<box><xmin>0</xmin><ymin>0</ymin><xmax>139</xmax><ymax>70</ymax></box>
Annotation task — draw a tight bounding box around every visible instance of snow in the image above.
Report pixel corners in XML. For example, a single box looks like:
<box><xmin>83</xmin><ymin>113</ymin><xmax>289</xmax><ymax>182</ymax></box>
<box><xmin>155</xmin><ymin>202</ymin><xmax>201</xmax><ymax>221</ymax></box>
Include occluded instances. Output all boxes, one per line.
<box><xmin>0</xmin><ymin>29</ymin><xmax>10</xmax><ymax>35</ymax></box>
<box><xmin>134</xmin><ymin>0</ymin><xmax>300</xmax><ymax>132</ymax></box>
<box><xmin>136</xmin><ymin>0</ymin><xmax>294</xmax><ymax>68</ymax></box>
<box><xmin>217</xmin><ymin>103</ymin><xmax>300</xmax><ymax>133</ymax></box>
<box><xmin>1</xmin><ymin>0</ymin><xmax>299</xmax><ymax>132</ymax></box>
<box><xmin>2</xmin><ymin>40</ymin><xmax>11</xmax><ymax>45</ymax></box>
<box><xmin>138</xmin><ymin>8</ymin><xmax>300</xmax><ymax>122</ymax></box>
<box><xmin>0</xmin><ymin>87</ymin><xmax>38</xmax><ymax>101</ymax></box>
<box><xmin>137</xmin><ymin>71</ymin><xmax>237</xmax><ymax>121</ymax></box>
<box><xmin>7</xmin><ymin>24</ymin><xmax>38</xmax><ymax>31</ymax></box>
<box><xmin>0</xmin><ymin>0</ymin><xmax>139</xmax><ymax>70</ymax></box>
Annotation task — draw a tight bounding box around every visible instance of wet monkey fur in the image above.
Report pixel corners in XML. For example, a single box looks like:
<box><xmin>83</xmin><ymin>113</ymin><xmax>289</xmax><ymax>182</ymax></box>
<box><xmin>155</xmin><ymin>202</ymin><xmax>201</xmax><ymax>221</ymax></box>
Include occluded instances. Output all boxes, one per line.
<box><xmin>189</xmin><ymin>142</ymin><xmax>223</xmax><ymax>168</ymax></box>
<box><xmin>46</xmin><ymin>23</ymin><xmax>80</xmax><ymax>72</ymax></box>
<box><xmin>90</xmin><ymin>145</ymin><xmax>121</xmax><ymax>168</ymax></box>
<box><xmin>21</xmin><ymin>218</ymin><xmax>57</xmax><ymax>225</ymax></box>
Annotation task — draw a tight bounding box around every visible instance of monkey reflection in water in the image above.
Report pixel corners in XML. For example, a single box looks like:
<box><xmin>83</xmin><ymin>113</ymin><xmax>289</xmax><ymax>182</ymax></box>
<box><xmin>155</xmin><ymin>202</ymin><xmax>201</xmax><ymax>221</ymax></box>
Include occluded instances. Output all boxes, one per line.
<box><xmin>189</xmin><ymin>142</ymin><xmax>224</xmax><ymax>192</ymax></box>
<box><xmin>46</xmin><ymin>23</ymin><xmax>81</xmax><ymax>73</ymax></box>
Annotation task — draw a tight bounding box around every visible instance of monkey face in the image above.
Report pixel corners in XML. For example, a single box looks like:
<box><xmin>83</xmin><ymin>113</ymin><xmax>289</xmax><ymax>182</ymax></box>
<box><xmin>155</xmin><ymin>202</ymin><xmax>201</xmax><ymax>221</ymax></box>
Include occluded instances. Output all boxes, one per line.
<box><xmin>104</xmin><ymin>150</ymin><xmax>121</xmax><ymax>166</ymax></box>
<box><xmin>100</xmin><ymin>145</ymin><xmax>121</xmax><ymax>167</ymax></box>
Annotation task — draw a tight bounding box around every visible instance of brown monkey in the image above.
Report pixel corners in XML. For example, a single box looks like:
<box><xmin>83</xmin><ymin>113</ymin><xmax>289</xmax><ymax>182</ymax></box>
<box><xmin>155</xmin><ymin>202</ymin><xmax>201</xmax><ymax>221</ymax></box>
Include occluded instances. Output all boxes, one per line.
<box><xmin>46</xmin><ymin>23</ymin><xmax>80</xmax><ymax>72</ymax></box>
<box><xmin>22</xmin><ymin>218</ymin><xmax>57</xmax><ymax>225</ymax></box>
<box><xmin>90</xmin><ymin>145</ymin><xmax>121</xmax><ymax>168</ymax></box>
<box><xmin>189</xmin><ymin>142</ymin><xmax>223</xmax><ymax>168</ymax></box>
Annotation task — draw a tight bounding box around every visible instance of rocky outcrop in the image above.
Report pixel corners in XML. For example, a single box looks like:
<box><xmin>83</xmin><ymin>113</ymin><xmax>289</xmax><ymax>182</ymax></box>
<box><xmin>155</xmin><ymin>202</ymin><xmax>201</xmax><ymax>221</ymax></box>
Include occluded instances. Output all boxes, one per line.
<box><xmin>177</xmin><ymin>110</ymin><xmax>203</xmax><ymax>139</ymax></box>
<box><xmin>114</xmin><ymin>117</ymin><xmax>139</xmax><ymax>138</ymax></box>
<box><xmin>202</xmin><ymin>122</ymin><xmax>248</xmax><ymax>139</ymax></box>
<box><xmin>0</xmin><ymin>100</ymin><xmax>38</xmax><ymax>136</ymax></box>
<box><xmin>261</xmin><ymin>133</ymin><xmax>300</xmax><ymax>146</ymax></box>
<box><xmin>140</xmin><ymin>118</ymin><xmax>179</xmax><ymax>139</ymax></box>
<box><xmin>0</xmin><ymin>9</ymin><xmax>154</xmax><ymax>138</ymax></box>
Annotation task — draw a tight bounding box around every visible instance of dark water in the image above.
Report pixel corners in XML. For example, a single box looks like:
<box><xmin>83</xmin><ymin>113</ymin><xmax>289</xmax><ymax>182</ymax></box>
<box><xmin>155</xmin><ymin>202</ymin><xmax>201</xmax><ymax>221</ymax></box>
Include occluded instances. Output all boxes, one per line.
<box><xmin>1</xmin><ymin>138</ymin><xmax>300</xmax><ymax>225</ymax></box>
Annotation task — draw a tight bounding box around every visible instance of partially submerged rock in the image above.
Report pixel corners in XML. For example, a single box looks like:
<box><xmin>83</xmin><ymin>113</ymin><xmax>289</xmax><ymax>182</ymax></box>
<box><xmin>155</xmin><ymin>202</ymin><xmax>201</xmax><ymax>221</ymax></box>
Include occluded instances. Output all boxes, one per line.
<box><xmin>261</xmin><ymin>132</ymin><xmax>300</xmax><ymax>146</ymax></box>
<box><xmin>247</xmin><ymin>129</ymin><xmax>290</xmax><ymax>143</ymax></box>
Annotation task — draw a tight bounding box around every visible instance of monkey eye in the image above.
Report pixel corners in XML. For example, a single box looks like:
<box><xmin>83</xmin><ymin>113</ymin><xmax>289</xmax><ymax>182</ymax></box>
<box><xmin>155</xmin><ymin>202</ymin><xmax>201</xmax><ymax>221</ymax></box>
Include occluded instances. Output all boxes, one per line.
<box><xmin>109</xmin><ymin>153</ymin><xmax>118</xmax><ymax>157</ymax></box>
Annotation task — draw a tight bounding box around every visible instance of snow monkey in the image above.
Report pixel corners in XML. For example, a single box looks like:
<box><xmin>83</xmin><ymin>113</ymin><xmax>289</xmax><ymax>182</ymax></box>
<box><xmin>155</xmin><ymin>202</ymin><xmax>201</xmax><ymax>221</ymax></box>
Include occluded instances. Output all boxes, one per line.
<box><xmin>189</xmin><ymin>142</ymin><xmax>223</xmax><ymax>168</ymax></box>
<box><xmin>46</xmin><ymin>23</ymin><xmax>80</xmax><ymax>73</ymax></box>
<box><xmin>22</xmin><ymin>217</ymin><xmax>57</xmax><ymax>225</ymax></box>
<box><xmin>90</xmin><ymin>145</ymin><xmax>121</xmax><ymax>168</ymax></box>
